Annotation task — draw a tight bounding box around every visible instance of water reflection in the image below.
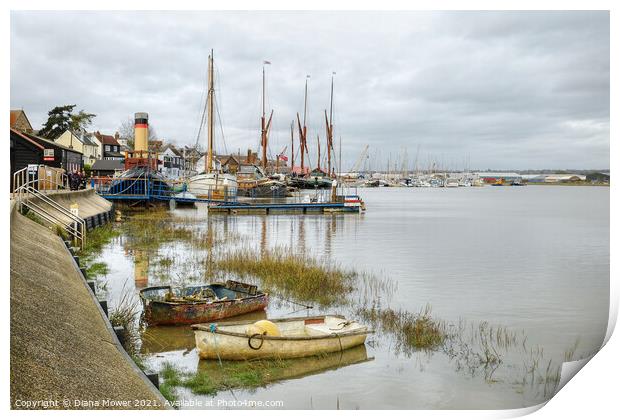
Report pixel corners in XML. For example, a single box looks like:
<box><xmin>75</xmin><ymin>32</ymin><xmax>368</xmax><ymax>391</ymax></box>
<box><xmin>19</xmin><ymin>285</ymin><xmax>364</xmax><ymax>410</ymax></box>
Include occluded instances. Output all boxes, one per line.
<box><xmin>196</xmin><ymin>344</ymin><xmax>373</xmax><ymax>385</ymax></box>
<box><xmin>98</xmin><ymin>187</ymin><xmax>608</xmax><ymax>408</ymax></box>
<box><xmin>134</xmin><ymin>249</ymin><xmax>149</xmax><ymax>288</ymax></box>
<box><xmin>141</xmin><ymin>310</ymin><xmax>268</xmax><ymax>354</ymax></box>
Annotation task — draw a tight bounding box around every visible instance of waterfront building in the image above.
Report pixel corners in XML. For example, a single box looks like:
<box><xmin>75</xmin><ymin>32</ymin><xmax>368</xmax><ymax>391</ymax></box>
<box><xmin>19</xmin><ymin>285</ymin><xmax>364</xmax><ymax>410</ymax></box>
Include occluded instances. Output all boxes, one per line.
<box><xmin>90</xmin><ymin>159</ymin><xmax>125</xmax><ymax>177</ymax></box>
<box><xmin>94</xmin><ymin>131</ymin><xmax>124</xmax><ymax>160</ymax></box>
<box><xmin>10</xmin><ymin>128</ymin><xmax>83</xmax><ymax>189</ymax></box>
<box><xmin>56</xmin><ymin>130</ymin><xmax>101</xmax><ymax>165</ymax></box>
<box><xmin>10</xmin><ymin>109</ymin><xmax>33</xmax><ymax>133</ymax></box>
<box><xmin>476</xmin><ymin>172</ymin><xmax>523</xmax><ymax>184</ymax></box>
<box><xmin>159</xmin><ymin>145</ymin><xmax>184</xmax><ymax>179</ymax></box>
<box><xmin>585</xmin><ymin>172</ymin><xmax>610</xmax><ymax>184</ymax></box>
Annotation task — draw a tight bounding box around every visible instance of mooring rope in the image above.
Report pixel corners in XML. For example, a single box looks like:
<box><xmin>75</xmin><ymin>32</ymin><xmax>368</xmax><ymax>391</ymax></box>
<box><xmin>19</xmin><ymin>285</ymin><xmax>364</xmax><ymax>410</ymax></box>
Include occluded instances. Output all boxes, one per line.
<box><xmin>209</xmin><ymin>323</ymin><xmax>223</xmax><ymax>367</ymax></box>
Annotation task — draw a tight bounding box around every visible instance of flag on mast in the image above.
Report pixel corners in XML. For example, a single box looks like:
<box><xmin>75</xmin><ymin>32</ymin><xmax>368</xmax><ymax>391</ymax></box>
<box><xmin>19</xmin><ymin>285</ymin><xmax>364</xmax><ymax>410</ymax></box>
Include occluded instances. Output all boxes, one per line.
<box><xmin>264</xmin><ymin>60</ymin><xmax>271</xmax><ymax>65</ymax></box>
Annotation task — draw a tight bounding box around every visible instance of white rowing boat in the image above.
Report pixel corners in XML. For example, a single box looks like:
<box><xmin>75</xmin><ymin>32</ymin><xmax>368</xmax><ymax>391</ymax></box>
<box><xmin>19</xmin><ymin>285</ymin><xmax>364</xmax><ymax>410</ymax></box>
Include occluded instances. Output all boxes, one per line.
<box><xmin>192</xmin><ymin>315</ymin><xmax>371</xmax><ymax>360</ymax></box>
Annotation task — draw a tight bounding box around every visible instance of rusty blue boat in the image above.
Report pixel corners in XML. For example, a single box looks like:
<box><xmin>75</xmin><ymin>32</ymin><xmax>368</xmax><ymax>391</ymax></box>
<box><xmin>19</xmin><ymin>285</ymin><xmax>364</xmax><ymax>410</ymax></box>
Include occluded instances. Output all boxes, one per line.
<box><xmin>139</xmin><ymin>280</ymin><xmax>268</xmax><ymax>326</ymax></box>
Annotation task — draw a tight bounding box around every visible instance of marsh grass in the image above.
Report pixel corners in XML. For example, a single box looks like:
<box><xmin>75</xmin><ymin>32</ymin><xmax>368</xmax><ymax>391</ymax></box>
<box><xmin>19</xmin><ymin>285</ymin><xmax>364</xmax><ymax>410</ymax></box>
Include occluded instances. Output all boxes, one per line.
<box><xmin>79</xmin><ymin>223</ymin><xmax>120</xmax><ymax>257</ymax></box>
<box><xmin>158</xmin><ymin>359</ymin><xmax>291</xmax><ymax>398</ymax></box>
<box><xmin>214</xmin><ymin>246</ymin><xmax>355</xmax><ymax>307</ymax></box>
<box><xmin>109</xmin><ymin>286</ymin><xmax>142</xmax><ymax>357</ymax></box>
<box><xmin>357</xmin><ymin>304</ymin><xmax>446</xmax><ymax>353</ymax></box>
<box><xmin>85</xmin><ymin>261</ymin><xmax>109</xmax><ymax>279</ymax></box>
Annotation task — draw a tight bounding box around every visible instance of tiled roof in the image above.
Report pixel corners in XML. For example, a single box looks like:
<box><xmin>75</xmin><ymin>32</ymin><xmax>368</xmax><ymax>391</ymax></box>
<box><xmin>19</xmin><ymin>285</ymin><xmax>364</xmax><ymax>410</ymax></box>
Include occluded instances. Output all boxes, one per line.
<box><xmin>19</xmin><ymin>130</ymin><xmax>83</xmax><ymax>154</ymax></box>
<box><xmin>94</xmin><ymin>131</ymin><xmax>120</xmax><ymax>146</ymax></box>
<box><xmin>10</xmin><ymin>109</ymin><xmax>33</xmax><ymax>130</ymax></box>
<box><xmin>70</xmin><ymin>130</ymin><xmax>98</xmax><ymax>147</ymax></box>
<box><xmin>92</xmin><ymin>159</ymin><xmax>125</xmax><ymax>171</ymax></box>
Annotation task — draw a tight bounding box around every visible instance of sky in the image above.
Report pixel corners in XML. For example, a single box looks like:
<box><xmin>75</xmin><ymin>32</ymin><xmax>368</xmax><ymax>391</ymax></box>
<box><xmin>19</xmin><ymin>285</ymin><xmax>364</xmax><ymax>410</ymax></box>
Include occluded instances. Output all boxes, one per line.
<box><xmin>10</xmin><ymin>10</ymin><xmax>610</xmax><ymax>171</ymax></box>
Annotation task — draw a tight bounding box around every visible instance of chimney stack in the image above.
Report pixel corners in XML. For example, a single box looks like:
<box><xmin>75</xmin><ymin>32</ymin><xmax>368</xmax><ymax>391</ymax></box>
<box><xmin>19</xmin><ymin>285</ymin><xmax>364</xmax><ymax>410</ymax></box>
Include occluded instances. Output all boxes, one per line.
<box><xmin>134</xmin><ymin>112</ymin><xmax>149</xmax><ymax>153</ymax></box>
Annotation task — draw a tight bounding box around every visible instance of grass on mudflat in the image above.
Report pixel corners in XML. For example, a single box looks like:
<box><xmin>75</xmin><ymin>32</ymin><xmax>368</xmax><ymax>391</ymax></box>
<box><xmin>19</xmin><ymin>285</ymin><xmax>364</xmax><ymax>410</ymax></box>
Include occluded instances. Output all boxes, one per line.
<box><xmin>214</xmin><ymin>246</ymin><xmax>356</xmax><ymax>307</ymax></box>
<box><xmin>158</xmin><ymin>359</ymin><xmax>291</xmax><ymax>398</ymax></box>
<box><xmin>121</xmin><ymin>213</ymin><xmax>193</xmax><ymax>251</ymax></box>
<box><xmin>79</xmin><ymin>223</ymin><xmax>120</xmax><ymax>258</ymax></box>
<box><xmin>357</xmin><ymin>304</ymin><xmax>446</xmax><ymax>353</ymax></box>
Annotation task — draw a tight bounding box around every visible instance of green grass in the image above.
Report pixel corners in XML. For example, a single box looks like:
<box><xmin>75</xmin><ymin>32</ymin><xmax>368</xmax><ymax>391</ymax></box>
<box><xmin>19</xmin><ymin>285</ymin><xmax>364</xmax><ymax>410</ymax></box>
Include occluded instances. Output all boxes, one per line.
<box><xmin>157</xmin><ymin>359</ymin><xmax>291</xmax><ymax>397</ymax></box>
<box><xmin>79</xmin><ymin>223</ymin><xmax>120</xmax><ymax>258</ymax></box>
<box><xmin>85</xmin><ymin>261</ymin><xmax>109</xmax><ymax>279</ymax></box>
<box><xmin>159</xmin><ymin>382</ymin><xmax>179</xmax><ymax>404</ymax></box>
<box><xmin>357</xmin><ymin>304</ymin><xmax>446</xmax><ymax>353</ymax></box>
<box><xmin>215</xmin><ymin>246</ymin><xmax>355</xmax><ymax>307</ymax></box>
<box><xmin>23</xmin><ymin>209</ymin><xmax>45</xmax><ymax>225</ymax></box>
<box><xmin>120</xmin><ymin>211</ymin><xmax>194</xmax><ymax>251</ymax></box>
<box><xmin>109</xmin><ymin>288</ymin><xmax>141</xmax><ymax>357</ymax></box>
<box><xmin>160</xmin><ymin>362</ymin><xmax>183</xmax><ymax>387</ymax></box>
<box><xmin>131</xmin><ymin>355</ymin><xmax>148</xmax><ymax>371</ymax></box>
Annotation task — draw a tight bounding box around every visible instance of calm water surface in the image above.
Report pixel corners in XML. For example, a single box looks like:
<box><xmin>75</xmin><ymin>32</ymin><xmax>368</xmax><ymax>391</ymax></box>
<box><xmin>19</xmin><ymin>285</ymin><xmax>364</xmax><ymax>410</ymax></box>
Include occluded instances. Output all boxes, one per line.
<box><xmin>98</xmin><ymin>186</ymin><xmax>609</xmax><ymax>409</ymax></box>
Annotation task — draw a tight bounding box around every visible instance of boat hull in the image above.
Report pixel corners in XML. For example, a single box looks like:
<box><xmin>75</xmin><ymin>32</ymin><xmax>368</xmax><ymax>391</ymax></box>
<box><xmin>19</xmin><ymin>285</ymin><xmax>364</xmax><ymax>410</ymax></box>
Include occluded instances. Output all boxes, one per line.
<box><xmin>237</xmin><ymin>180</ymin><xmax>288</xmax><ymax>198</ymax></box>
<box><xmin>193</xmin><ymin>315</ymin><xmax>370</xmax><ymax>360</ymax></box>
<box><xmin>140</xmin><ymin>282</ymin><xmax>268</xmax><ymax>326</ymax></box>
<box><xmin>144</xmin><ymin>295</ymin><xmax>268</xmax><ymax>326</ymax></box>
<box><xmin>188</xmin><ymin>173</ymin><xmax>238</xmax><ymax>201</ymax></box>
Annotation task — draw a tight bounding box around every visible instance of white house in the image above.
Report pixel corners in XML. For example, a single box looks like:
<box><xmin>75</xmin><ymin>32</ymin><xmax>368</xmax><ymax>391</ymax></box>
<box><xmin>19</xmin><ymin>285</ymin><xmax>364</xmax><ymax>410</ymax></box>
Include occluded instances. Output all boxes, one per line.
<box><xmin>158</xmin><ymin>145</ymin><xmax>184</xmax><ymax>179</ymax></box>
<box><xmin>55</xmin><ymin>130</ymin><xmax>101</xmax><ymax>166</ymax></box>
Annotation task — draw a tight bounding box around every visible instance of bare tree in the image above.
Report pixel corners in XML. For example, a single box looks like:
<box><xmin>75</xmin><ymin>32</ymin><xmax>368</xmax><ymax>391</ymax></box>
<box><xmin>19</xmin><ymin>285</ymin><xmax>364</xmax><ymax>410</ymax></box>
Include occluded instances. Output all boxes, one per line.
<box><xmin>117</xmin><ymin>116</ymin><xmax>158</xmax><ymax>150</ymax></box>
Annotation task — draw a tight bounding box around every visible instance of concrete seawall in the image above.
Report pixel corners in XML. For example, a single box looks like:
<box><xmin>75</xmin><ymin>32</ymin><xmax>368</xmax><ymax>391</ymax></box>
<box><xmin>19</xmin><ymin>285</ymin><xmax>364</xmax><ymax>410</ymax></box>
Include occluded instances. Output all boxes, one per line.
<box><xmin>27</xmin><ymin>189</ymin><xmax>115</xmax><ymax>230</ymax></box>
<box><xmin>10</xmin><ymin>197</ymin><xmax>166</xmax><ymax>409</ymax></box>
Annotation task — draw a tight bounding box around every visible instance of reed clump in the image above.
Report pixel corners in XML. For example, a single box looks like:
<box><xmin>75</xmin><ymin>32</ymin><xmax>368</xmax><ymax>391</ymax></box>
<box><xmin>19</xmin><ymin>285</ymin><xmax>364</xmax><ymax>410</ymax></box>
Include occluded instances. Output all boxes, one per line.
<box><xmin>214</xmin><ymin>246</ymin><xmax>355</xmax><ymax>307</ymax></box>
<box><xmin>109</xmin><ymin>288</ymin><xmax>141</xmax><ymax>357</ymax></box>
<box><xmin>357</xmin><ymin>304</ymin><xmax>446</xmax><ymax>353</ymax></box>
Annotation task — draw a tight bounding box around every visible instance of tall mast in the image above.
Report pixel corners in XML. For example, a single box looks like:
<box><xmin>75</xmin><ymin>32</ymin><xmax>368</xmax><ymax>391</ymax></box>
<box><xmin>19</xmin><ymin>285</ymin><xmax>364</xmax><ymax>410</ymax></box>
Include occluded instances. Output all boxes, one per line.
<box><xmin>260</xmin><ymin>60</ymin><xmax>272</xmax><ymax>170</ymax></box>
<box><xmin>290</xmin><ymin>120</ymin><xmax>295</xmax><ymax>171</ymax></box>
<box><xmin>297</xmin><ymin>75</ymin><xmax>310</xmax><ymax>174</ymax></box>
<box><xmin>317</xmin><ymin>135</ymin><xmax>321</xmax><ymax>171</ymax></box>
<box><xmin>325</xmin><ymin>72</ymin><xmax>335</xmax><ymax>177</ymax></box>
<box><xmin>338</xmin><ymin>136</ymin><xmax>342</xmax><ymax>184</ymax></box>
<box><xmin>207</xmin><ymin>49</ymin><xmax>214</xmax><ymax>173</ymax></box>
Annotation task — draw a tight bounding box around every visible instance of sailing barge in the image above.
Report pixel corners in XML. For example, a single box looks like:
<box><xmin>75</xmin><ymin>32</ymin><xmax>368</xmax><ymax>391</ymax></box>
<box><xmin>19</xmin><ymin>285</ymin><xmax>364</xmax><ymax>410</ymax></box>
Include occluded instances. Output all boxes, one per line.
<box><xmin>139</xmin><ymin>280</ymin><xmax>268</xmax><ymax>326</ymax></box>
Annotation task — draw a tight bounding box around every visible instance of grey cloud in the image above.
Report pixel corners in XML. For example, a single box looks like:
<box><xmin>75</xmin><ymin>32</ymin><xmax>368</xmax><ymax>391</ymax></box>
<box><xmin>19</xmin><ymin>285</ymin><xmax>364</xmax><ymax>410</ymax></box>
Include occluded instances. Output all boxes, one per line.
<box><xmin>10</xmin><ymin>10</ymin><xmax>609</xmax><ymax>170</ymax></box>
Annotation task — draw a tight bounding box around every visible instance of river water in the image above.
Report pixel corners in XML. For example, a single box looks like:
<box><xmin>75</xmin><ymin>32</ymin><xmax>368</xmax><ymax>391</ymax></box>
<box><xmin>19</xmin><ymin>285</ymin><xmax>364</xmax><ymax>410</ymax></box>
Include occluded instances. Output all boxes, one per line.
<box><xmin>96</xmin><ymin>186</ymin><xmax>609</xmax><ymax>409</ymax></box>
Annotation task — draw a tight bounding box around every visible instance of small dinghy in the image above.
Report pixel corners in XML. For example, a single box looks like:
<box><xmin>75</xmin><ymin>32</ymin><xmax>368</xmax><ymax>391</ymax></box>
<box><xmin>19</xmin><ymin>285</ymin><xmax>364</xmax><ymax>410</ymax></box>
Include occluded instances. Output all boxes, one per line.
<box><xmin>192</xmin><ymin>315</ymin><xmax>372</xmax><ymax>360</ymax></box>
<box><xmin>139</xmin><ymin>280</ymin><xmax>268</xmax><ymax>326</ymax></box>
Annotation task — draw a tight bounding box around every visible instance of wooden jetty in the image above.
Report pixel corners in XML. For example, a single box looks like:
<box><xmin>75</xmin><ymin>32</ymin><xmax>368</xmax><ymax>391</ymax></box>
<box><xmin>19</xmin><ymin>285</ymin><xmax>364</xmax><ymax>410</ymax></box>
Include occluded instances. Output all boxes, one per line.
<box><xmin>208</xmin><ymin>195</ymin><xmax>365</xmax><ymax>214</ymax></box>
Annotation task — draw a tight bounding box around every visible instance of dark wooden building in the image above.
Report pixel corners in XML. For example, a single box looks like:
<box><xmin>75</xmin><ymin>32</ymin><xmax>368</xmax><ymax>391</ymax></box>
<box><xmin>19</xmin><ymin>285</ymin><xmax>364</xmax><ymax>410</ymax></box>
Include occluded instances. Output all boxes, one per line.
<box><xmin>10</xmin><ymin>128</ymin><xmax>83</xmax><ymax>189</ymax></box>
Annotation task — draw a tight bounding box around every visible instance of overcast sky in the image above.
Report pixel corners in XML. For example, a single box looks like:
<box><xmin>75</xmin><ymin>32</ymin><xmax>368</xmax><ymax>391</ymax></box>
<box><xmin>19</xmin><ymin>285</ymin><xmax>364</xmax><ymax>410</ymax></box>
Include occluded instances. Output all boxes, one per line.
<box><xmin>11</xmin><ymin>10</ymin><xmax>609</xmax><ymax>170</ymax></box>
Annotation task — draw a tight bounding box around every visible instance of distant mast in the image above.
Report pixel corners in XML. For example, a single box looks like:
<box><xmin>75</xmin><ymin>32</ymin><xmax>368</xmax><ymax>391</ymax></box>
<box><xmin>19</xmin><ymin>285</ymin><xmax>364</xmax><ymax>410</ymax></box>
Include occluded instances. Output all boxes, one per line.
<box><xmin>260</xmin><ymin>60</ymin><xmax>273</xmax><ymax>171</ymax></box>
<box><xmin>296</xmin><ymin>75</ymin><xmax>310</xmax><ymax>175</ymax></box>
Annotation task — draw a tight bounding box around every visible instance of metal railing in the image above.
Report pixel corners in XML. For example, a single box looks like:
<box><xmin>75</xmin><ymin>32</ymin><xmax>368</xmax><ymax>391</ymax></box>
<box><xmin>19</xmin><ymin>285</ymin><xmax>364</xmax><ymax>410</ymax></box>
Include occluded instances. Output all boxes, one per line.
<box><xmin>12</xmin><ymin>165</ymin><xmax>85</xmax><ymax>249</ymax></box>
<box><xmin>91</xmin><ymin>175</ymin><xmax>238</xmax><ymax>203</ymax></box>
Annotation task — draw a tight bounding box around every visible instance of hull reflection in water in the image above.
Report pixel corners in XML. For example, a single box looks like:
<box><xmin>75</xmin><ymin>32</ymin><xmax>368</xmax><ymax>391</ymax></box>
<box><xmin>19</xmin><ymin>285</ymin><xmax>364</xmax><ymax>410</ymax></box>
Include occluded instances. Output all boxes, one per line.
<box><xmin>196</xmin><ymin>344</ymin><xmax>373</xmax><ymax>385</ymax></box>
<box><xmin>141</xmin><ymin>310</ymin><xmax>268</xmax><ymax>354</ymax></box>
